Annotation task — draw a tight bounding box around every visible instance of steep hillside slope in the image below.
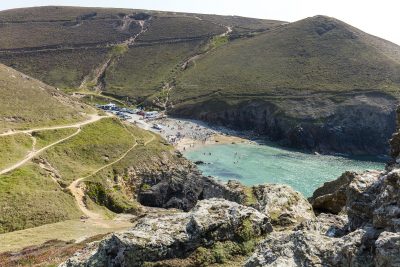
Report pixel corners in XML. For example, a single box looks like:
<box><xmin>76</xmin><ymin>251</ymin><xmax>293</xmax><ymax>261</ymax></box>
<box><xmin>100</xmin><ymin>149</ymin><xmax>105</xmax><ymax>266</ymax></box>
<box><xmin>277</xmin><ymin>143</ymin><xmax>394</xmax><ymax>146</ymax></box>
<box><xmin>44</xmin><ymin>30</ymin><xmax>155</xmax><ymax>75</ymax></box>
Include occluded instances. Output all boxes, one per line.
<box><xmin>0</xmin><ymin>64</ymin><xmax>233</xmax><ymax>238</ymax></box>
<box><xmin>172</xmin><ymin>16</ymin><xmax>400</xmax><ymax>155</ymax></box>
<box><xmin>0</xmin><ymin>63</ymin><xmax>90</xmax><ymax>132</ymax></box>
<box><xmin>1</xmin><ymin>7</ymin><xmax>399</xmax><ymax>155</ymax></box>
<box><xmin>0</xmin><ymin>6</ymin><xmax>283</xmax><ymax>91</ymax></box>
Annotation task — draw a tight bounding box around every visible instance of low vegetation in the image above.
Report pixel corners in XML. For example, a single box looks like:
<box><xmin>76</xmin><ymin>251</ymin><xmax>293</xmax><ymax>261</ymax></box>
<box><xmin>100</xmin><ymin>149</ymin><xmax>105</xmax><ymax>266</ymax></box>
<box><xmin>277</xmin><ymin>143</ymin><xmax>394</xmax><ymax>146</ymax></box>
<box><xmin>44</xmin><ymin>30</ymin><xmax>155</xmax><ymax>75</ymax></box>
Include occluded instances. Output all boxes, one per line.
<box><xmin>32</xmin><ymin>128</ymin><xmax>78</xmax><ymax>149</ymax></box>
<box><xmin>137</xmin><ymin>16</ymin><xmax>225</xmax><ymax>42</ymax></box>
<box><xmin>174</xmin><ymin>16</ymin><xmax>400</xmax><ymax>106</ymax></box>
<box><xmin>0</xmin><ymin>163</ymin><xmax>82</xmax><ymax>233</ymax></box>
<box><xmin>0</xmin><ymin>64</ymin><xmax>91</xmax><ymax>132</ymax></box>
<box><xmin>41</xmin><ymin>118</ymin><xmax>135</xmax><ymax>185</ymax></box>
<box><xmin>0</xmin><ymin>48</ymin><xmax>110</xmax><ymax>89</ymax></box>
<box><xmin>105</xmin><ymin>41</ymin><xmax>204</xmax><ymax>100</ymax></box>
<box><xmin>0</xmin><ymin>235</ymin><xmax>108</xmax><ymax>267</ymax></box>
<box><xmin>0</xmin><ymin>133</ymin><xmax>32</xmax><ymax>169</ymax></box>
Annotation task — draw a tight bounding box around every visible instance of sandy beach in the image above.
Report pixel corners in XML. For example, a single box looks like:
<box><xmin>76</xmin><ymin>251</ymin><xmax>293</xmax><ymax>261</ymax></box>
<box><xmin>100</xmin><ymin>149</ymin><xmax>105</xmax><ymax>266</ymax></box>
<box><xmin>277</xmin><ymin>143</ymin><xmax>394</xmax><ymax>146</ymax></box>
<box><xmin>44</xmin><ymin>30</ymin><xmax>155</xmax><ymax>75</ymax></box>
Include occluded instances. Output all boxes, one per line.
<box><xmin>146</xmin><ymin>117</ymin><xmax>252</xmax><ymax>152</ymax></box>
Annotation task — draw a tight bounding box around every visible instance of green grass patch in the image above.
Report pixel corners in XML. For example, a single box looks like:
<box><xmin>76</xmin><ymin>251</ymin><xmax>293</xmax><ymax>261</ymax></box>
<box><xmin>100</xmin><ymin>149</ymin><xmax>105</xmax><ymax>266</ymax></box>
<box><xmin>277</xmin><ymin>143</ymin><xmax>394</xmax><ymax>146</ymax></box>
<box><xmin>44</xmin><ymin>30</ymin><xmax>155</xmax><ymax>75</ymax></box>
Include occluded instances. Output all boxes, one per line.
<box><xmin>85</xmin><ymin>179</ymin><xmax>140</xmax><ymax>214</ymax></box>
<box><xmin>0</xmin><ymin>134</ymin><xmax>32</xmax><ymax>170</ymax></box>
<box><xmin>104</xmin><ymin>41</ymin><xmax>205</xmax><ymax>100</ymax></box>
<box><xmin>0</xmin><ymin>48</ymin><xmax>110</xmax><ymax>89</ymax></box>
<box><xmin>0</xmin><ymin>163</ymin><xmax>81</xmax><ymax>233</ymax></box>
<box><xmin>32</xmin><ymin>128</ymin><xmax>78</xmax><ymax>149</ymax></box>
<box><xmin>41</xmin><ymin>118</ymin><xmax>135</xmax><ymax>185</ymax></box>
<box><xmin>0</xmin><ymin>64</ymin><xmax>91</xmax><ymax>132</ymax></box>
<box><xmin>111</xmin><ymin>44</ymin><xmax>129</xmax><ymax>56</ymax></box>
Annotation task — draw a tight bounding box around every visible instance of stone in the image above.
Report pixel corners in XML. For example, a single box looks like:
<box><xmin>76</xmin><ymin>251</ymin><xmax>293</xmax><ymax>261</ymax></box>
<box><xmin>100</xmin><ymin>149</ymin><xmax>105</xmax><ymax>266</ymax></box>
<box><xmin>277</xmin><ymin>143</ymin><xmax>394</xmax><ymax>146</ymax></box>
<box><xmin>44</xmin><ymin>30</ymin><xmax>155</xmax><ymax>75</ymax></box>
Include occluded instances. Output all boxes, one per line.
<box><xmin>294</xmin><ymin>213</ymin><xmax>348</xmax><ymax>237</ymax></box>
<box><xmin>309</xmin><ymin>171</ymin><xmax>357</xmax><ymax>214</ymax></box>
<box><xmin>373</xmin><ymin>170</ymin><xmax>400</xmax><ymax>232</ymax></box>
<box><xmin>375</xmin><ymin>231</ymin><xmax>400</xmax><ymax>267</ymax></box>
<box><xmin>244</xmin><ymin>228</ymin><xmax>377</xmax><ymax>267</ymax></box>
<box><xmin>252</xmin><ymin>184</ymin><xmax>315</xmax><ymax>226</ymax></box>
<box><xmin>61</xmin><ymin>199</ymin><xmax>272</xmax><ymax>267</ymax></box>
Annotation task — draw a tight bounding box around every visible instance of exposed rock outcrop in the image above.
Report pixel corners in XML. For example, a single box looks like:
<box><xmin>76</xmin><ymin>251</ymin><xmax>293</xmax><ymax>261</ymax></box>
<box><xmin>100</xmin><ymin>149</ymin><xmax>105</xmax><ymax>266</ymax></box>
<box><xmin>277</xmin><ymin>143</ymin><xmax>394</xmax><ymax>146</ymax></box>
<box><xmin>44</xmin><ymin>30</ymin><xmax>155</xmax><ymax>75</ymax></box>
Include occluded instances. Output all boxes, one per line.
<box><xmin>294</xmin><ymin>213</ymin><xmax>348</xmax><ymax>237</ymax></box>
<box><xmin>309</xmin><ymin>171</ymin><xmax>357</xmax><ymax>214</ymax></box>
<box><xmin>136</xmin><ymin>156</ymin><xmax>246</xmax><ymax>211</ymax></box>
<box><xmin>375</xmin><ymin>231</ymin><xmax>400</xmax><ymax>267</ymax></box>
<box><xmin>246</xmin><ymin>165</ymin><xmax>400</xmax><ymax>267</ymax></box>
<box><xmin>252</xmin><ymin>184</ymin><xmax>315</xmax><ymax>227</ymax></box>
<box><xmin>245</xmin><ymin>227</ymin><xmax>378</xmax><ymax>267</ymax></box>
<box><xmin>61</xmin><ymin>199</ymin><xmax>272</xmax><ymax>267</ymax></box>
<box><xmin>172</xmin><ymin>92</ymin><xmax>397</xmax><ymax>155</ymax></box>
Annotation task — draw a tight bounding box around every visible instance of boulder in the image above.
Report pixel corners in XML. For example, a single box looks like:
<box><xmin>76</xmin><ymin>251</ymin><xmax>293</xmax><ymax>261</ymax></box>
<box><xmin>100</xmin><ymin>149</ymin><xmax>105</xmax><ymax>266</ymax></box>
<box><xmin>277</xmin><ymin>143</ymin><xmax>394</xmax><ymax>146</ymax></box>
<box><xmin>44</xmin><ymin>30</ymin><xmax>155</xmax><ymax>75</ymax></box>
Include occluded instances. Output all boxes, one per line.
<box><xmin>346</xmin><ymin>170</ymin><xmax>382</xmax><ymax>230</ymax></box>
<box><xmin>373</xmin><ymin>170</ymin><xmax>400</xmax><ymax>232</ymax></box>
<box><xmin>61</xmin><ymin>199</ymin><xmax>272</xmax><ymax>267</ymax></box>
<box><xmin>375</xmin><ymin>231</ymin><xmax>400</xmax><ymax>267</ymax></box>
<box><xmin>309</xmin><ymin>171</ymin><xmax>357</xmax><ymax>214</ymax></box>
<box><xmin>136</xmin><ymin>157</ymin><xmax>245</xmax><ymax>211</ymax></box>
<box><xmin>252</xmin><ymin>184</ymin><xmax>315</xmax><ymax>226</ymax></box>
<box><xmin>244</xmin><ymin>228</ymin><xmax>378</xmax><ymax>267</ymax></box>
<box><xmin>294</xmin><ymin>213</ymin><xmax>348</xmax><ymax>237</ymax></box>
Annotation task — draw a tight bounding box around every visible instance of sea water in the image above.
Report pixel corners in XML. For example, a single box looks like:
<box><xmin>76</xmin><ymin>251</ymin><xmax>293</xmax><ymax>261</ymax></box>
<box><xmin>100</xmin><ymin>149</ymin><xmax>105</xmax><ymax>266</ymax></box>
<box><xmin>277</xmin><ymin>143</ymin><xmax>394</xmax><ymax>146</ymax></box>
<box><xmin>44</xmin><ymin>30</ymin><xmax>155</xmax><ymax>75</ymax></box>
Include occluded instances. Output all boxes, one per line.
<box><xmin>184</xmin><ymin>142</ymin><xmax>385</xmax><ymax>197</ymax></box>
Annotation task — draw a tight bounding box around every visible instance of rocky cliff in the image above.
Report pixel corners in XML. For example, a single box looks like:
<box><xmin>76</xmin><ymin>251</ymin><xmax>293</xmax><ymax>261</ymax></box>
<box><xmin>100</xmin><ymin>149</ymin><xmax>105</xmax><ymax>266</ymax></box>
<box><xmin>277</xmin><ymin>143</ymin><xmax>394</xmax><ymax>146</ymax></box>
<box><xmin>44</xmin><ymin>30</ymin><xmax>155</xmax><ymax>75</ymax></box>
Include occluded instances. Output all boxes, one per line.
<box><xmin>172</xmin><ymin>92</ymin><xmax>398</xmax><ymax>156</ymax></box>
<box><xmin>247</xmin><ymin>168</ymin><xmax>400</xmax><ymax>266</ymax></box>
<box><xmin>61</xmin><ymin>199</ymin><xmax>273</xmax><ymax>267</ymax></box>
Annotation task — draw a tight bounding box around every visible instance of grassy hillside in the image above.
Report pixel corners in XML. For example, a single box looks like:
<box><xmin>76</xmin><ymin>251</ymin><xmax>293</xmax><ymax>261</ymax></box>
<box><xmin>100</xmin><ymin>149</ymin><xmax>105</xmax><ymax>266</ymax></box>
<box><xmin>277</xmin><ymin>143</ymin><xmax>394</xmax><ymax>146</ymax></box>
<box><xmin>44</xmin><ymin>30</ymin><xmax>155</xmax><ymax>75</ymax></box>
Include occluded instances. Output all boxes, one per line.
<box><xmin>0</xmin><ymin>163</ymin><xmax>82</xmax><ymax>233</ymax></box>
<box><xmin>105</xmin><ymin>41</ymin><xmax>205</xmax><ymax>99</ymax></box>
<box><xmin>0</xmin><ymin>134</ymin><xmax>32</xmax><ymax>169</ymax></box>
<box><xmin>0</xmin><ymin>6</ymin><xmax>283</xmax><ymax>91</ymax></box>
<box><xmin>173</xmin><ymin>15</ymin><xmax>400</xmax><ymax>106</ymax></box>
<box><xmin>137</xmin><ymin>16</ymin><xmax>225</xmax><ymax>42</ymax></box>
<box><xmin>41</xmin><ymin>118</ymin><xmax>135</xmax><ymax>185</ymax></box>
<box><xmin>0</xmin><ymin>48</ymin><xmax>110</xmax><ymax>89</ymax></box>
<box><xmin>0</xmin><ymin>113</ymin><xmax>175</xmax><ymax>233</ymax></box>
<box><xmin>0</xmin><ymin>64</ymin><xmax>91</xmax><ymax>132</ymax></box>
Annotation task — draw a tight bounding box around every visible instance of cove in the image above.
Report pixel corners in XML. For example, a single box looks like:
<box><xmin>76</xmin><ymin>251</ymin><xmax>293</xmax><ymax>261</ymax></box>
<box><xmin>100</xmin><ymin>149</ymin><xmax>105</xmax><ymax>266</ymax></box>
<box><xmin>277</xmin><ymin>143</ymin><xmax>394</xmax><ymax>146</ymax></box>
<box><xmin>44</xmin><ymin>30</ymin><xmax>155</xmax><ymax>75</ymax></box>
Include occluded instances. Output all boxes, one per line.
<box><xmin>184</xmin><ymin>142</ymin><xmax>386</xmax><ymax>197</ymax></box>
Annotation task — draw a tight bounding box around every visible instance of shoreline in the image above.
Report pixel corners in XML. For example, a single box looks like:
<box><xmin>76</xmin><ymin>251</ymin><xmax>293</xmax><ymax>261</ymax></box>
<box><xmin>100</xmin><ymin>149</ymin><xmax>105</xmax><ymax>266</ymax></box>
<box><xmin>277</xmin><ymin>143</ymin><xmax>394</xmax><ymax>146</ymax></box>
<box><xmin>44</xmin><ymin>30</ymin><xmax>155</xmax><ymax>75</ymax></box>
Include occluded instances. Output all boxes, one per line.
<box><xmin>147</xmin><ymin>116</ymin><xmax>254</xmax><ymax>152</ymax></box>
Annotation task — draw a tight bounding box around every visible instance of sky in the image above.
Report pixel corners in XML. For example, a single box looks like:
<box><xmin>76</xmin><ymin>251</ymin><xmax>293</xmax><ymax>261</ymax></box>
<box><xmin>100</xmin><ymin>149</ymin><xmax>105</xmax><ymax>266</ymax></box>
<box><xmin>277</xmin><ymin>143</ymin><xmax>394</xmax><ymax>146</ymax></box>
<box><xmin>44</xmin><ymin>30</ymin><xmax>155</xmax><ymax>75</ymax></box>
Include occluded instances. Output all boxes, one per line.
<box><xmin>0</xmin><ymin>0</ymin><xmax>399</xmax><ymax>45</ymax></box>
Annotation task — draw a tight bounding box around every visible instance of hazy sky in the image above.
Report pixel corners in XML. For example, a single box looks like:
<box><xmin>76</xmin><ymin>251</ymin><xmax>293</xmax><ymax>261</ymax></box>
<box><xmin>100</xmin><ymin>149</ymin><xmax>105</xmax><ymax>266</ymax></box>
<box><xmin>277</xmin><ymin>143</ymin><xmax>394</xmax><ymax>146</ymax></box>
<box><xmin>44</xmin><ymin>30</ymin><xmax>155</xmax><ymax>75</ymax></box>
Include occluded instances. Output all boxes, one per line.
<box><xmin>0</xmin><ymin>0</ymin><xmax>399</xmax><ymax>45</ymax></box>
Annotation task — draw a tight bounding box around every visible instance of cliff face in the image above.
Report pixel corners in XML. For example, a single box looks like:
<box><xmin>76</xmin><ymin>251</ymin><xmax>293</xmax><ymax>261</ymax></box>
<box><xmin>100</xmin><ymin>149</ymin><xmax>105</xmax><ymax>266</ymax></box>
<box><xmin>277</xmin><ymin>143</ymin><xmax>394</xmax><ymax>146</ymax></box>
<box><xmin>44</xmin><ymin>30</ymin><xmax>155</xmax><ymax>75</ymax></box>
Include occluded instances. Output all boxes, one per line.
<box><xmin>172</xmin><ymin>92</ymin><xmax>397</xmax><ymax>156</ymax></box>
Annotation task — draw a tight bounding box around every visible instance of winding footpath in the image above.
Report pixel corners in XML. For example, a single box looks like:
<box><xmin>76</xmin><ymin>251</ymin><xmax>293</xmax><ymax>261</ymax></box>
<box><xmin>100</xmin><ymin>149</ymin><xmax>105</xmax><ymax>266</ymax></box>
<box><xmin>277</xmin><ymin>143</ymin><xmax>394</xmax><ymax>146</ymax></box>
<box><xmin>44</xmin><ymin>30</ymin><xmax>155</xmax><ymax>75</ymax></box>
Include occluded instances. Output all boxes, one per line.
<box><xmin>0</xmin><ymin>114</ymin><xmax>105</xmax><ymax>137</ymax></box>
<box><xmin>68</xmin><ymin>130</ymin><xmax>156</xmax><ymax>221</ymax></box>
<box><xmin>0</xmin><ymin>114</ymin><xmax>108</xmax><ymax>175</ymax></box>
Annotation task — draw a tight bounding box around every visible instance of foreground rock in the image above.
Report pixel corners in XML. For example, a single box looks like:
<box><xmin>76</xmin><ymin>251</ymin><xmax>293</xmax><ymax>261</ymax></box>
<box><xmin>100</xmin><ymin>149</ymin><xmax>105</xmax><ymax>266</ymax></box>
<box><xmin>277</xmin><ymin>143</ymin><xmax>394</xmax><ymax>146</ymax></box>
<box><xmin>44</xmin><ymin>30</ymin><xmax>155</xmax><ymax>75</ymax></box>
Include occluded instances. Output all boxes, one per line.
<box><xmin>245</xmin><ymin>228</ymin><xmax>378</xmax><ymax>267</ymax></box>
<box><xmin>252</xmin><ymin>184</ymin><xmax>315</xmax><ymax>227</ymax></box>
<box><xmin>61</xmin><ymin>199</ymin><xmax>272</xmax><ymax>267</ymax></box>
<box><xmin>135</xmin><ymin>155</ymin><xmax>246</xmax><ymax>211</ymax></box>
<box><xmin>247</xmin><ymin>167</ymin><xmax>400</xmax><ymax>266</ymax></box>
<box><xmin>309</xmin><ymin>171</ymin><xmax>357</xmax><ymax>214</ymax></box>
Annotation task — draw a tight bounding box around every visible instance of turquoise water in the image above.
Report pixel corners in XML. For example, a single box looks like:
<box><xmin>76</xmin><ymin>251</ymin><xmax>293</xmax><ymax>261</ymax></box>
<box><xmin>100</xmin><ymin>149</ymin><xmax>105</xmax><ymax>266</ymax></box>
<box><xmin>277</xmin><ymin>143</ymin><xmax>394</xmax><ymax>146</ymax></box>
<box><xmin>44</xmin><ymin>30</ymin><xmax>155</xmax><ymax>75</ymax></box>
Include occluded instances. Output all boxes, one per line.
<box><xmin>184</xmin><ymin>143</ymin><xmax>385</xmax><ymax>197</ymax></box>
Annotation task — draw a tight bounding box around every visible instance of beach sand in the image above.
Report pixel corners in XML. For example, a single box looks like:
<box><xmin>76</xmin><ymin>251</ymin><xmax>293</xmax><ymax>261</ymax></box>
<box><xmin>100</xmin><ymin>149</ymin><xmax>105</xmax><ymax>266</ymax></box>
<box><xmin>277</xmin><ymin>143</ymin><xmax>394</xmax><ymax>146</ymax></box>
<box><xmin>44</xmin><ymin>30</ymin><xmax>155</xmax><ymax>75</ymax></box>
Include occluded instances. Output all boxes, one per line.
<box><xmin>147</xmin><ymin>117</ymin><xmax>252</xmax><ymax>152</ymax></box>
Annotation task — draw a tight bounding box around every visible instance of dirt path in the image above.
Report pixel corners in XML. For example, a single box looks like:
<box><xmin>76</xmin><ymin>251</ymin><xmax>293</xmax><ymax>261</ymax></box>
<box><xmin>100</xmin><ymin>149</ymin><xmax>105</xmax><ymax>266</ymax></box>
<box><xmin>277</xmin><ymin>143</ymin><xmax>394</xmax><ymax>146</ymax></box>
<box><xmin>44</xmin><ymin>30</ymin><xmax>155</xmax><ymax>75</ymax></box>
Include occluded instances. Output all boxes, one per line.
<box><xmin>79</xmin><ymin>19</ymin><xmax>148</xmax><ymax>91</ymax></box>
<box><xmin>0</xmin><ymin>128</ymin><xmax>82</xmax><ymax>175</ymax></box>
<box><xmin>182</xmin><ymin>24</ymin><xmax>232</xmax><ymax>69</ymax></box>
<box><xmin>0</xmin><ymin>114</ymin><xmax>107</xmax><ymax>137</ymax></box>
<box><xmin>0</xmin><ymin>114</ymin><xmax>110</xmax><ymax>175</ymax></box>
<box><xmin>68</xmin><ymin>128</ymin><xmax>155</xmax><ymax>222</ymax></box>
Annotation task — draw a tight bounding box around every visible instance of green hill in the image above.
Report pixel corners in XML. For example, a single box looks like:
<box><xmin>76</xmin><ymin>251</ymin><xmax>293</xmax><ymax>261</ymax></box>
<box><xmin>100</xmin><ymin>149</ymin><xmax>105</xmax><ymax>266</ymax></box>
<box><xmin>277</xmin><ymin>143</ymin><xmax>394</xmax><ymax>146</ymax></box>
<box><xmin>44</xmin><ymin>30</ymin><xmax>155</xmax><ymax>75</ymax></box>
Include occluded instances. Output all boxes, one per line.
<box><xmin>0</xmin><ymin>63</ymin><xmax>91</xmax><ymax>132</ymax></box>
<box><xmin>0</xmin><ymin>7</ymin><xmax>399</xmax><ymax>154</ymax></box>
<box><xmin>171</xmin><ymin>16</ymin><xmax>400</xmax><ymax>155</ymax></box>
<box><xmin>0</xmin><ymin>64</ymin><xmax>186</xmax><ymax>237</ymax></box>
<box><xmin>0</xmin><ymin>6</ymin><xmax>283</xmax><ymax>94</ymax></box>
<box><xmin>174</xmin><ymin>16</ymin><xmax>400</xmax><ymax>99</ymax></box>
